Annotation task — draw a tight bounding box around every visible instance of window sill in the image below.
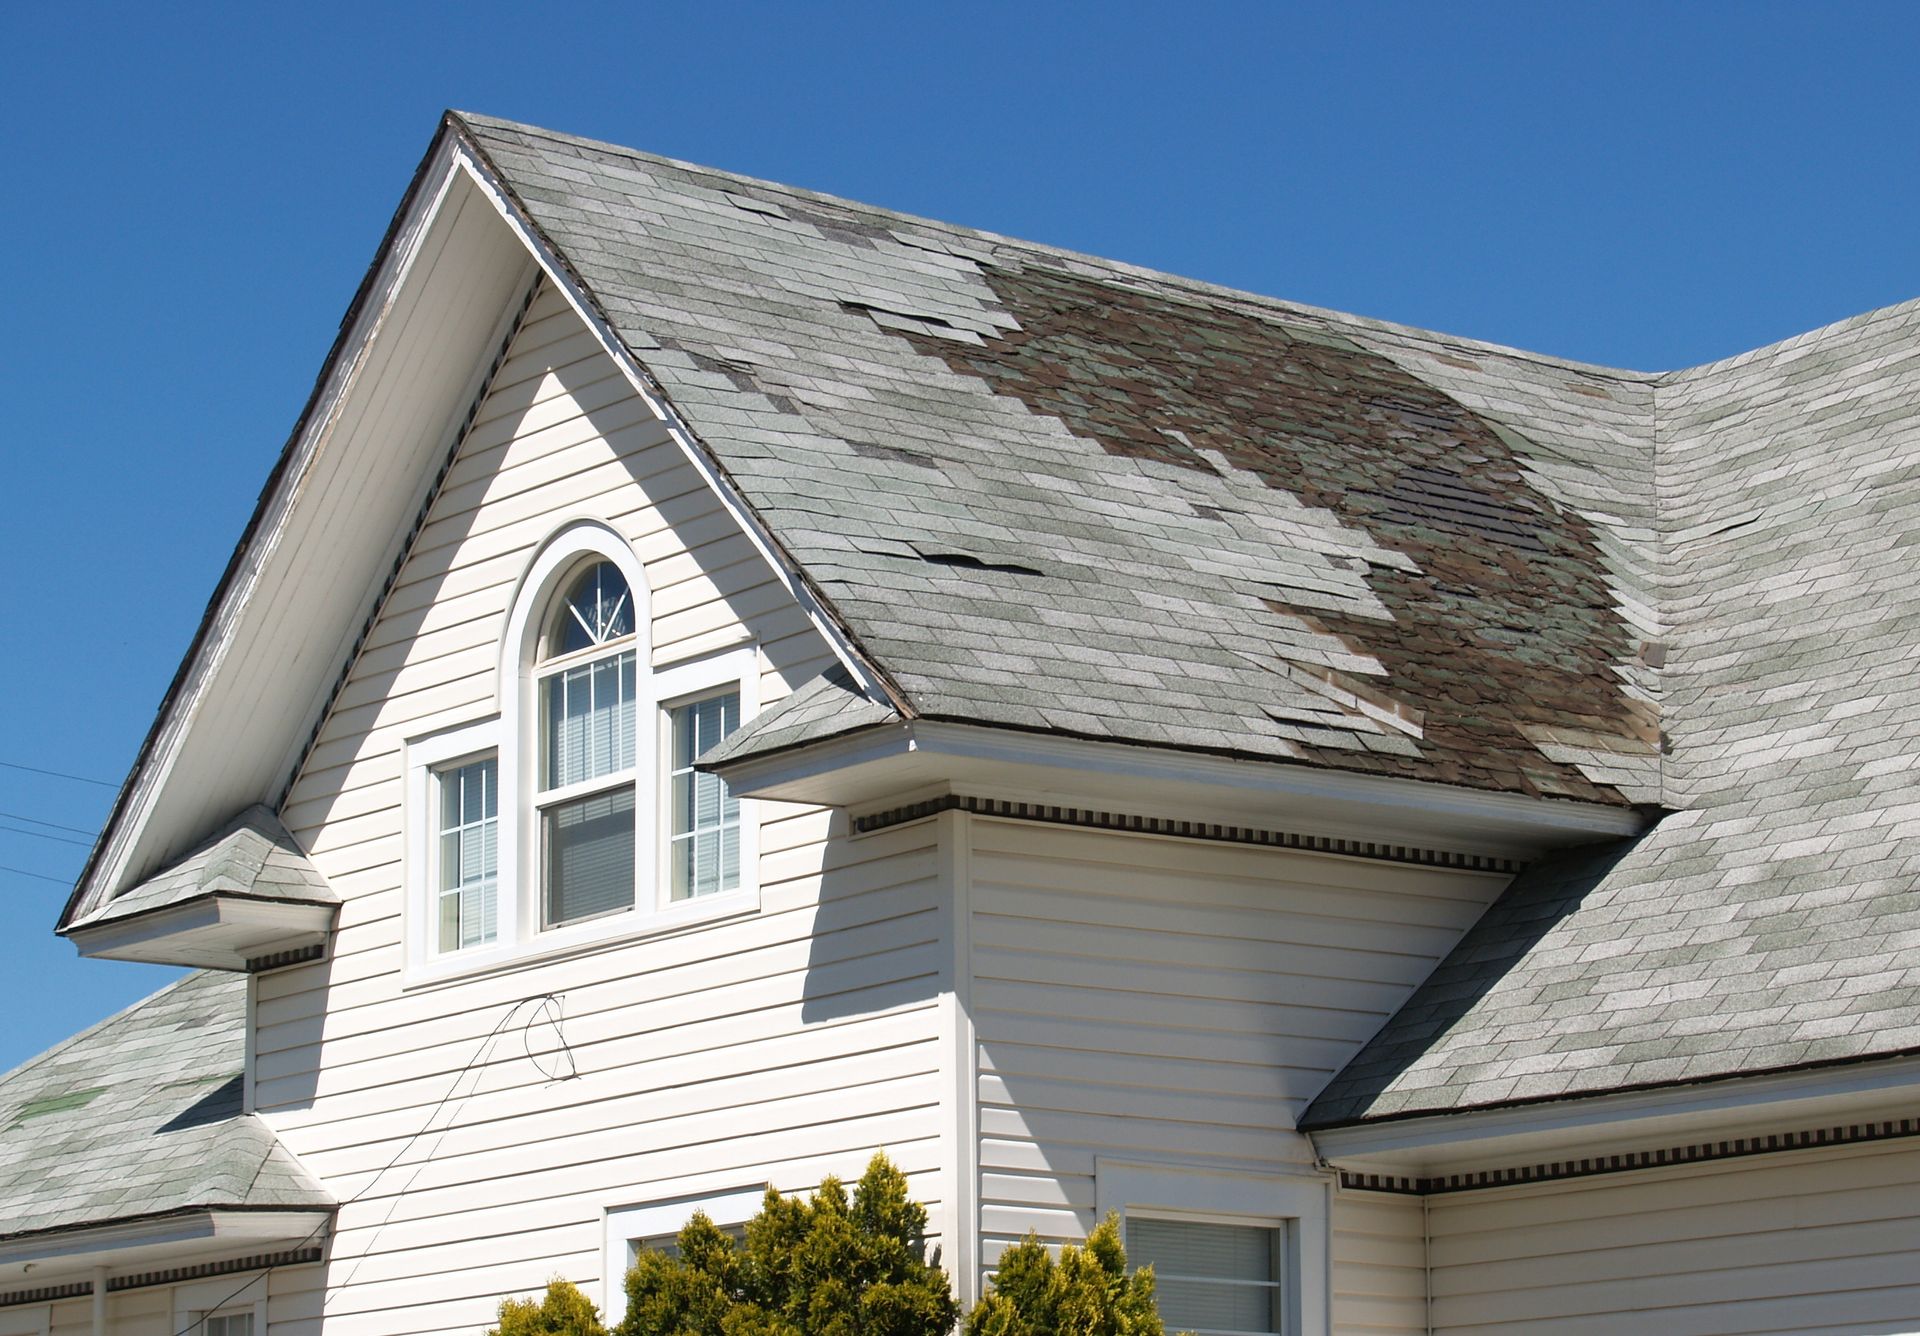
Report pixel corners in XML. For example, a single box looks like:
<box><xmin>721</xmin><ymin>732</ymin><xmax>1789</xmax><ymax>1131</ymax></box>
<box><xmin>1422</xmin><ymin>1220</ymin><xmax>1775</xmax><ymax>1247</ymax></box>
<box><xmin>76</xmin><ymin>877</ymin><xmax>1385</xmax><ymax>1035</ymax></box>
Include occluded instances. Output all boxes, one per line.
<box><xmin>402</xmin><ymin>887</ymin><xmax>759</xmax><ymax>991</ymax></box>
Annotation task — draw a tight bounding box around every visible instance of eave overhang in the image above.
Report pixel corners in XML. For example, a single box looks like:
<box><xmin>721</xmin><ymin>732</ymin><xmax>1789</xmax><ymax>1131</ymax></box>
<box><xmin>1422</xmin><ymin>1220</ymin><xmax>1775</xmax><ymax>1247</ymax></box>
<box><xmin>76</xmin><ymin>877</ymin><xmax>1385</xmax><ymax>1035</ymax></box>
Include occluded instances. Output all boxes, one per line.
<box><xmin>1307</xmin><ymin>1052</ymin><xmax>1920</xmax><ymax>1182</ymax></box>
<box><xmin>65</xmin><ymin>895</ymin><xmax>336</xmax><ymax>971</ymax></box>
<box><xmin>713</xmin><ymin>717</ymin><xmax>1650</xmax><ymax>860</ymax></box>
<box><xmin>0</xmin><ymin>1208</ymin><xmax>332</xmax><ymax>1289</ymax></box>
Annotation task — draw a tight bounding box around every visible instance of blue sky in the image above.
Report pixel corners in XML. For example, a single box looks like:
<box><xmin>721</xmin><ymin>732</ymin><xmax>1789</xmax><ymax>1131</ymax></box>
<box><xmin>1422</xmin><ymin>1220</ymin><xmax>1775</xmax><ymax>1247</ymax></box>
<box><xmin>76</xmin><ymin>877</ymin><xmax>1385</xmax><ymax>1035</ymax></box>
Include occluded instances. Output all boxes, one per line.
<box><xmin>2</xmin><ymin>2</ymin><xmax>1917</xmax><ymax>1073</ymax></box>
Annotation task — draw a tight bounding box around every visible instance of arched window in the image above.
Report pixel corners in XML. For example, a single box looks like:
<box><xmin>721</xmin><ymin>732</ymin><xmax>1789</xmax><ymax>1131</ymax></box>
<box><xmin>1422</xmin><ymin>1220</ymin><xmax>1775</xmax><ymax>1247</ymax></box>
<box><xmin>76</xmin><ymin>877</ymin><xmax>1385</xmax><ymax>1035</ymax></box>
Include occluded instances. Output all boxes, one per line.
<box><xmin>404</xmin><ymin>520</ymin><xmax>761</xmax><ymax>980</ymax></box>
<box><xmin>536</xmin><ymin>560</ymin><xmax>641</xmax><ymax>925</ymax></box>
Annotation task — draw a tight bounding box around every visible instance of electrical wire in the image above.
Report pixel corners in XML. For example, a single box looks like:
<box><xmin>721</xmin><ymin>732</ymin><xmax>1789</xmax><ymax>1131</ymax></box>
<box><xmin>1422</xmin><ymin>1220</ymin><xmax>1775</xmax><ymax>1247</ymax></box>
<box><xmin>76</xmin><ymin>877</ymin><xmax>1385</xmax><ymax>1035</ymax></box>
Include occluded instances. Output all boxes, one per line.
<box><xmin>0</xmin><ymin>808</ymin><xmax>96</xmax><ymax>836</ymax></box>
<box><xmin>163</xmin><ymin>993</ymin><xmax>579</xmax><ymax>1336</ymax></box>
<box><xmin>0</xmin><ymin>863</ymin><xmax>72</xmax><ymax>885</ymax></box>
<box><xmin>0</xmin><ymin>821</ymin><xmax>93</xmax><ymax>849</ymax></box>
<box><xmin>0</xmin><ymin>759</ymin><xmax>116</xmax><ymax>788</ymax></box>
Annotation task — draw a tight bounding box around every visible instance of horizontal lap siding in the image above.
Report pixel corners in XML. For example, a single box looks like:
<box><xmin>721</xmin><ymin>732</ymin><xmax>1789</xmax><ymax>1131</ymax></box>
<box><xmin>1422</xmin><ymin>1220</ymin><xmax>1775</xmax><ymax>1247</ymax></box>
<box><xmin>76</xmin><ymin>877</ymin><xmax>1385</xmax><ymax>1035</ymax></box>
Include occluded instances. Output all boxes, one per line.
<box><xmin>1333</xmin><ymin>1190</ymin><xmax>1427</xmax><ymax>1336</ymax></box>
<box><xmin>966</xmin><ymin>817</ymin><xmax>1508</xmax><ymax>1301</ymax></box>
<box><xmin>1427</xmin><ymin>1141</ymin><xmax>1920</xmax><ymax>1334</ymax></box>
<box><xmin>269</xmin><ymin>286</ymin><xmax>945</xmax><ymax>1336</ymax></box>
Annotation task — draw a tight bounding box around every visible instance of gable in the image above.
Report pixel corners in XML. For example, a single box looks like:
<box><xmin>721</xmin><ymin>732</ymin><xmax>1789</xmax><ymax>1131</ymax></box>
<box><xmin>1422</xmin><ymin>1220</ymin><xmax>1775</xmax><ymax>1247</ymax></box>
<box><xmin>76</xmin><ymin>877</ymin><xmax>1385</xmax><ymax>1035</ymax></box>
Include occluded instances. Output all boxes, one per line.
<box><xmin>277</xmin><ymin>281</ymin><xmax>833</xmax><ymax>958</ymax></box>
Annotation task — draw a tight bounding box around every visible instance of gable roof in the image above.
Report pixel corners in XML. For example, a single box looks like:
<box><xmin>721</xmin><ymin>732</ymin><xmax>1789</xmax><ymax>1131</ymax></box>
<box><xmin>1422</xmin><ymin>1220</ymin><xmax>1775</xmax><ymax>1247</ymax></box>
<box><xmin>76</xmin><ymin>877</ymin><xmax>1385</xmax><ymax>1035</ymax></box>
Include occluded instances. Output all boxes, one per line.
<box><xmin>455</xmin><ymin>112</ymin><xmax>1663</xmax><ymax>810</ymax></box>
<box><xmin>55</xmin><ymin>111</ymin><xmax>1920</xmax><ymax>1119</ymax></box>
<box><xmin>0</xmin><ymin>970</ymin><xmax>332</xmax><ymax>1243</ymax></box>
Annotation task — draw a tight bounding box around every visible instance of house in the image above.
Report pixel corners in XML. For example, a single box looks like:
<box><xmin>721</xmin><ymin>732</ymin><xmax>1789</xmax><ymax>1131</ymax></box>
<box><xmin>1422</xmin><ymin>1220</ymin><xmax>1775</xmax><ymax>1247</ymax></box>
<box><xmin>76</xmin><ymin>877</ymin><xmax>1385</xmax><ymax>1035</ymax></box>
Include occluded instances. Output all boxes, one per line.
<box><xmin>4</xmin><ymin>109</ymin><xmax>1919</xmax><ymax>1336</ymax></box>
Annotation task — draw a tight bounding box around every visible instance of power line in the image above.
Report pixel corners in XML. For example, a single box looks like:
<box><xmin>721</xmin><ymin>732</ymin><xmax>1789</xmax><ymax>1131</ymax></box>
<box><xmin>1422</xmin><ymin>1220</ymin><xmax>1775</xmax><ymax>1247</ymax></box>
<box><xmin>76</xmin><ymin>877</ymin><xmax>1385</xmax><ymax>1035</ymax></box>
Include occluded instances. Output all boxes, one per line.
<box><xmin>0</xmin><ymin>808</ymin><xmax>96</xmax><ymax>836</ymax></box>
<box><xmin>0</xmin><ymin>863</ymin><xmax>72</xmax><ymax>885</ymax></box>
<box><xmin>0</xmin><ymin>758</ymin><xmax>117</xmax><ymax>789</ymax></box>
<box><xmin>0</xmin><ymin>821</ymin><xmax>92</xmax><ymax>849</ymax></box>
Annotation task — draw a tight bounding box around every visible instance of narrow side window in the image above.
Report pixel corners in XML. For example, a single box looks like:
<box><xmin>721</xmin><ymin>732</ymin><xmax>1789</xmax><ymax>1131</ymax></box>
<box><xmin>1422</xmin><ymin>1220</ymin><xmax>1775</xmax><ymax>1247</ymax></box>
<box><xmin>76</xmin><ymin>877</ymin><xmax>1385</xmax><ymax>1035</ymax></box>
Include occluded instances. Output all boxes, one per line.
<box><xmin>667</xmin><ymin>690</ymin><xmax>743</xmax><ymax>900</ymax></box>
<box><xmin>434</xmin><ymin>755</ymin><xmax>499</xmax><ymax>952</ymax></box>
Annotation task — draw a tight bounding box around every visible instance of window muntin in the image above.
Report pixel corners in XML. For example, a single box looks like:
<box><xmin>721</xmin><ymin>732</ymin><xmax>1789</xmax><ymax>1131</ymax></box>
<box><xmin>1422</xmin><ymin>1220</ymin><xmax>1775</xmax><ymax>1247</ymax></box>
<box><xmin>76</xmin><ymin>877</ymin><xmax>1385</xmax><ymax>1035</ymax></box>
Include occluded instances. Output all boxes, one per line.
<box><xmin>536</xmin><ymin>561</ymin><xmax>639</xmax><ymax>927</ymax></box>
<box><xmin>436</xmin><ymin>756</ymin><xmax>499</xmax><ymax>952</ymax></box>
<box><xmin>668</xmin><ymin>691</ymin><xmax>742</xmax><ymax>900</ymax></box>
<box><xmin>1128</xmin><ymin>1217</ymin><xmax>1282</xmax><ymax>1336</ymax></box>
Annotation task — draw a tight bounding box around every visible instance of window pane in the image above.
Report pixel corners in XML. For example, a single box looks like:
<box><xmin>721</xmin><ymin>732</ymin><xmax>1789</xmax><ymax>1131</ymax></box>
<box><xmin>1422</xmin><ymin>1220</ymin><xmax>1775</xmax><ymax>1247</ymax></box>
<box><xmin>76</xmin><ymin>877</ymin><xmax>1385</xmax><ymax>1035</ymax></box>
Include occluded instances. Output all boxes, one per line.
<box><xmin>436</xmin><ymin>758</ymin><xmax>498</xmax><ymax>953</ymax></box>
<box><xmin>206</xmin><ymin>1315</ymin><xmax>254</xmax><ymax>1336</ymax></box>
<box><xmin>553</xmin><ymin>561</ymin><xmax>635</xmax><ymax>656</ymax></box>
<box><xmin>544</xmin><ymin>649</ymin><xmax>637</xmax><ymax>788</ymax></box>
<box><xmin>1151</xmin><ymin>1278</ymin><xmax>1276</xmax><ymax>1334</ymax></box>
<box><xmin>545</xmin><ymin>786</ymin><xmax>636</xmax><ymax>924</ymax></box>
<box><xmin>1129</xmin><ymin>1218</ymin><xmax>1280</xmax><ymax>1336</ymax></box>
<box><xmin>668</xmin><ymin>692</ymin><xmax>742</xmax><ymax>901</ymax></box>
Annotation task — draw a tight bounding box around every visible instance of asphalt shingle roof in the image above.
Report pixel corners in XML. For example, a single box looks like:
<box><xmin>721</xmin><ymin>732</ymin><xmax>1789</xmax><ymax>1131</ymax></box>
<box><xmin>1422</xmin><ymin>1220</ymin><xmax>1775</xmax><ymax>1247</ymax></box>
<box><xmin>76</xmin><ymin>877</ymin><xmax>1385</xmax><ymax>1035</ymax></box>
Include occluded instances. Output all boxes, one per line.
<box><xmin>1307</xmin><ymin>299</ymin><xmax>1920</xmax><ymax>1125</ymax></box>
<box><xmin>73</xmin><ymin>805</ymin><xmax>337</xmax><ymax>930</ymax></box>
<box><xmin>0</xmin><ymin>971</ymin><xmax>332</xmax><ymax>1241</ymax></box>
<box><xmin>457</xmin><ymin>113</ymin><xmax>1660</xmax><ymax>807</ymax></box>
<box><xmin>451</xmin><ymin>114</ymin><xmax>1920</xmax><ymax>1117</ymax></box>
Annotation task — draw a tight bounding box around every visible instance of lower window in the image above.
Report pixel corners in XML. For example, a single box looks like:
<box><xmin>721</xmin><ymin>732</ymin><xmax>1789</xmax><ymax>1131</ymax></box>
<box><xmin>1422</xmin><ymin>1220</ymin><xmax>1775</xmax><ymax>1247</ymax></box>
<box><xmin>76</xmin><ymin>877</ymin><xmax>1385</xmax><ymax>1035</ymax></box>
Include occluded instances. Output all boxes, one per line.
<box><xmin>1128</xmin><ymin>1216</ymin><xmax>1284</xmax><ymax>1336</ymax></box>
<box><xmin>203</xmin><ymin>1314</ymin><xmax>255</xmax><ymax>1336</ymax></box>
<box><xmin>605</xmin><ymin>1185</ymin><xmax>766</xmax><ymax>1322</ymax></box>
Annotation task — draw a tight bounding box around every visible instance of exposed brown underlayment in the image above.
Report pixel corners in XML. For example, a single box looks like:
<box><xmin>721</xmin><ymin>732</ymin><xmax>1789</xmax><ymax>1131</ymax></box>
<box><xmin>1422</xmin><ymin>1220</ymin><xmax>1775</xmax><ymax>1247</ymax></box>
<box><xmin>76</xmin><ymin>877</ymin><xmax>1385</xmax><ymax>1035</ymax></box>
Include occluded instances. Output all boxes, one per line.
<box><xmin>896</xmin><ymin>264</ymin><xmax>1654</xmax><ymax>803</ymax></box>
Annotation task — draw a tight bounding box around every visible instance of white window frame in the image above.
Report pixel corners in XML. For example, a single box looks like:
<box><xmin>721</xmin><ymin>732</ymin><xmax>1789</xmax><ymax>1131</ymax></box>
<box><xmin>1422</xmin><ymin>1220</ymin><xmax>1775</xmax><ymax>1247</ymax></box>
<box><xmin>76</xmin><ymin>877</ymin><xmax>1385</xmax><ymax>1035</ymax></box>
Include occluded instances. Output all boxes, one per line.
<box><xmin>403</xmin><ymin>521</ymin><xmax>761</xmax><ymax>987</ymax></box>
<box><xmin>1096</xmin><ymin>1159</ymin><xmax>1329</xmax><ymax>1336</ymax></box>
<box><xmin>603</xmin><ymin>1184</ymin><xmax>766</xmax><ymax>1323</ymax></box>
<box><xmin>169</xmin><ymin>1273</ymin><xmax>267</xmax><ymax>1336</ymax></box>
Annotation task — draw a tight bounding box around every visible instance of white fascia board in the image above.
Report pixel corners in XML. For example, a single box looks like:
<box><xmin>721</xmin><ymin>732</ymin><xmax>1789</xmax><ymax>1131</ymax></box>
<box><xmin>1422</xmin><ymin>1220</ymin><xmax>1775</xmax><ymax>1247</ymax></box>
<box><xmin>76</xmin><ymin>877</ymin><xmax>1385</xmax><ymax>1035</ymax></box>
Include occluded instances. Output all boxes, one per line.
<box><xmin>447</xmin><ymin>136</ymin><xmax>898</xmax><ymax>712</ymax></box>
<box><xmin>1309</xmin><ymin>1054</ymin><xmax>1920</xmax><ymax>1177</ymax></box>
<box><xmin>717</xmin><ymin>719</ymin><xmax>1647</xmax><ymax>856</ymax></box>
<box><xmin>66</xmin><ymin>897</ymin><xmax>336</xmax><ymax>969</ymax></box>
<box><xmin>69</xmin><ymin>136</ymin><xmax>474</xmax><ymax>927</ymax></box>
<box><xmin>0</xmin><ymin>1210</ymin><xmax>331</xmax><ymax>1273</ymax></box>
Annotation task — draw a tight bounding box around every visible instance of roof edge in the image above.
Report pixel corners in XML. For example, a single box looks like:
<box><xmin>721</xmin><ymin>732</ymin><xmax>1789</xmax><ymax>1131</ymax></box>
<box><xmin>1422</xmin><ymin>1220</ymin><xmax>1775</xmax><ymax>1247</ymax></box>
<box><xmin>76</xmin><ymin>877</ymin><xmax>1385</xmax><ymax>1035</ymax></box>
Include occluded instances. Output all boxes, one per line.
<box><xmin>1300</xmin><ymin>1040</ymin><xmax>1920</xmax><ymax>1134</ymax></box>
<box><xmin>58</xmin><ymin>116</ymin><xmax>470</xmax><ymax>934</ymax></box>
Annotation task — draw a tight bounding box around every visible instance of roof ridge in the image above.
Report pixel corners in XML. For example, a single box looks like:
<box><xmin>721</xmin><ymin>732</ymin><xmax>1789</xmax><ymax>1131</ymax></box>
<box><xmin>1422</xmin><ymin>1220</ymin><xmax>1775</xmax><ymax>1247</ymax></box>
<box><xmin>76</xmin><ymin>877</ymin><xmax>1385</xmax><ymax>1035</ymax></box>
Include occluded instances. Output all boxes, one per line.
<box><xmin>1659</xmin><ymin>288</ymin><xmax>1920</xmax><ymax>383</ymax></box>
<box><xmin>450</xmin><ymin>111</ymin><xmax>1656</xmax><ymax>383</ymax></box>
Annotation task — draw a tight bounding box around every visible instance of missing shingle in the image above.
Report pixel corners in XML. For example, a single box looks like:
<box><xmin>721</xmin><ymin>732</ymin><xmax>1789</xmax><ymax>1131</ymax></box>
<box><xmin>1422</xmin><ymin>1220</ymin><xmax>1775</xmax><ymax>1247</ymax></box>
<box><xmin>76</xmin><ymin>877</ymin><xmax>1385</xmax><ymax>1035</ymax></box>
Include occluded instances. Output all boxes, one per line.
<box><xmin>789</xmin><ymin>205</ymin><xmax>891</xmax><ymax>249</ymax></box>
<box><xmin>686</xmin><ymin>349</ymin><xmax>759</xmax><ymax>393</ymax></box>
<box><xmin>1190</xmin><ymin>502</ymin><xmax>1237</xmax><ymax>522</ymax></box>
<box><xmin>11</xmin><ymin>1087</ymin><xmax>106</xmax><ymax>1126</ymax></box>
<box><xmin>914</xmin><ymin>550</ymin><xmax>1044</xmax><ymax>577</ymax></box>
<box><xmin>840</xmin><ymin>300</ymin><xmax>984</xmax><ymax>345</ymax></box>
<box><xmin>724</xmin><ymin>191</ymin><xmax>789</xmax><ymax>220</ymax></box>
<box><xmin>849</xmin><ymin>439</ymin><xmax>940</xmax><ymax>469</ymax></box>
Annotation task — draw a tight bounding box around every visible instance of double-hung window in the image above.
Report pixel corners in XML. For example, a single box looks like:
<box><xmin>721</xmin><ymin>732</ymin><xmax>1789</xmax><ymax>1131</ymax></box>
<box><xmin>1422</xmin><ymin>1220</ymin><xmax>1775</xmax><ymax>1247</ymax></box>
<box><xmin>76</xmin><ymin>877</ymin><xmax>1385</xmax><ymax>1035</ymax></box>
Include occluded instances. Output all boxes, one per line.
<box><xmin>536</xmin><ymin>560</ymin><xmax>640</xmax><ymax>926</ymax></box>
<box><xmin>1128</xmin><ymin>1216</ymin><xmax>1285</xmax><ymax>1336</ymax></box>
<box><xmin>404</xmin><ymin>523</ymin><xmax>760</xmax><ymax>982</ymax></box>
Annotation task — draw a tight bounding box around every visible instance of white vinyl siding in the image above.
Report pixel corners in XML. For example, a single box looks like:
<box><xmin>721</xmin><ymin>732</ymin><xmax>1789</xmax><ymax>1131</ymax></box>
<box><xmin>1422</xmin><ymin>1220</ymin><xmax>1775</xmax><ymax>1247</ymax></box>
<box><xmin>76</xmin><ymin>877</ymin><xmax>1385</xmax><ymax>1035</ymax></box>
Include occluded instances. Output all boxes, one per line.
<box><xmin>1425</xmin><ymin>1139</ymin><xmax>1920</xmax><ymax>1334</ymax></box>
<box><xmin>268</xmin><ymin>284</ymin><xmax>948</xmax><ymax>1336</ymax></box>
<box><xmin>966</xmin><ymin>817</ymin><xmax>1511</xmax><ymax>1270</ymax></box>
<box><xmin>1330</xmin><ymin>1189</ymin><xmax>1426</xmax><ymax>1336</ymax></box>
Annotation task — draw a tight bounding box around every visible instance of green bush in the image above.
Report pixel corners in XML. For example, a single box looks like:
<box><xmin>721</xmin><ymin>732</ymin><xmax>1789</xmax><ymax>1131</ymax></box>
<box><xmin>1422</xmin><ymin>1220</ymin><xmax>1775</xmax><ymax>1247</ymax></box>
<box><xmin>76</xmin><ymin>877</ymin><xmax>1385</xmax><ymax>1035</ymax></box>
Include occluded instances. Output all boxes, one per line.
<box><xmin>490</xmin><ymin>1277</ymin><xmax>606</xmax><ymax>1336</ymax></box>
<box><xmin>619</xmin><ymin>1153</ymin><xmax>958</xmax><ymax>1336</ymax></box>
<box><xmin>965</xmin><ymin>1216</ymin><xmax>1167</xmax><ymax>1336</ymax></box>
<box><xmin>491</xmin><ymin>1165</ymin><xmax>1179</xmax><ymax>1336</ymax></box>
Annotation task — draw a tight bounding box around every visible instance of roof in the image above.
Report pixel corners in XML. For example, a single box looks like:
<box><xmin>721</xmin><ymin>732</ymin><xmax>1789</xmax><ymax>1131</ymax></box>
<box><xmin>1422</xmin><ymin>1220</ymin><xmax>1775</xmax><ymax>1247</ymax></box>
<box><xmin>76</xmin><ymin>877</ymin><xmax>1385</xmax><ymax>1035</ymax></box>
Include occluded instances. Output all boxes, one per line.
<box><xmin>456</xmin><ymin>112</ymin><xmax>1662</xmax><ymax>808</ymax></box>
<box><xmin>71</xmin><ymin>805</ymin><xmax>337</xmax><ymax>932</ymax></box>
<box><xmin>0</xmin><ymin>971</ymin><xmax>332</xmax><ymax>1242</ymax></box>
<box><xmin>1307</xmin><ymin>297</ymin><xmax>1920</xmax><ymax>1125</ymax></box>
<box><xmin>51</xmin><ymin>111</ymin><xmax>1920</xmax><ymax>1130</ymax></box>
